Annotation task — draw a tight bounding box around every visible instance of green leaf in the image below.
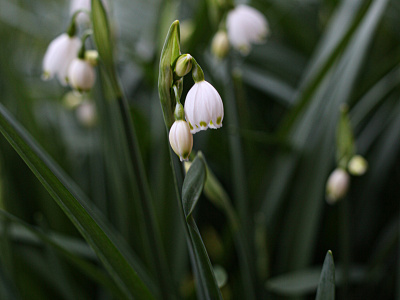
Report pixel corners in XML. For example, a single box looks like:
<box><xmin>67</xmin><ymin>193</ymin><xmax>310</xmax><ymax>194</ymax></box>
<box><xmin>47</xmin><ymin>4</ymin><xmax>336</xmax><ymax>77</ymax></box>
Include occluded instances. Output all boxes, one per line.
<box><xmin>91</xmin><ymin>0</ymin><xmax>119</xmax><ymax>95</ymax></box>
<box><xmin>187</xmin><ymin>216</ymin><xmax>223</xmax><ymax>300</ymax></box>
<box><xmin>182</xmin><ymin>154</ymin><xmax>207</xmax><ymax>219</ymax></box>
<box><xmin>266</xmin><ymin>264</ymin><xmax>364</xmax><ymax>296</ymax></box>
<box><xmin>316</xmin><ymin>250</ymin><xmax>335</xmax><ymax>300</ymax></box>
<box><xmin>336</xmin><ymin>105</ymin><xmax>356</xmax><ymax>168</ymax></box>
<box><xmin>0</xmin><ymin>209</ymin><xmax>127</xmax><ymax>299</ymax></box>
<box><xmin>0</xmin><ymin>103</ymin><xmax>155</xmax><ymax>300</ymax></box>
<box><xmin>181</xmin><ymin>153</ymin><xmax>222</xmax><ymax>299</ymax></box>
<box><xmin>158</xmin><ymin>20</ymin><xmax>181</xmax><ymax>128</ymax></box>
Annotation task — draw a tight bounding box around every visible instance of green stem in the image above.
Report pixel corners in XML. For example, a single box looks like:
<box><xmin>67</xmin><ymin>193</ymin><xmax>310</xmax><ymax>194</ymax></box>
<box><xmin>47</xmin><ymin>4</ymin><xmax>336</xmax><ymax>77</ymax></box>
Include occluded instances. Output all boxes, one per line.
<box><xmin>78</xmin><ymin>30</ymin><xmax>93</xmax><ymax>59</ymax></box>
<box><xmin>339</xmin><ymin>197</ymin><xmax>350</xmax><ymax>299</ymax></box>
<box><xmin>168</xmin><ymin>148</ymin><xmax>206</xmax><ymax>300</ymax></box>
<box><xmin>225</xmin><ymin>56</ymin><xmax>257</xmax><ymax>299</ymax></box>
<box><xmin>116</xmin><ymin>92</ymin><xmax>174</xmax><ymax>300</ymax></box>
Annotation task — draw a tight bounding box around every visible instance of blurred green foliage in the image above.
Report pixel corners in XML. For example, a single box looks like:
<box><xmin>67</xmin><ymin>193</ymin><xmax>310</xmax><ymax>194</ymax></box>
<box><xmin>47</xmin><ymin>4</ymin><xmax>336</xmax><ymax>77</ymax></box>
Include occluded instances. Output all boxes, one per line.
<box><xmin>0</xmin><ymin>0</ymin><xmax>400</xmax><ymax>299</ymax></box>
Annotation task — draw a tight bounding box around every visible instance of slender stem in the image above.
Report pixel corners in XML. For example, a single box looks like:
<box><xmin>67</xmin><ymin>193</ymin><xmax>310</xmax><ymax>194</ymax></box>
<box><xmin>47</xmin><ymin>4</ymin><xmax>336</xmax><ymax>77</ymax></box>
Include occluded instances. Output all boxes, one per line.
<box><xmin>339</xmin><ymin>197</ymin><xmax>350</xmax><ymax>299</ymax></box>
<box><xmin>224</xmin><ymin>56</ymin><xmax>257</xmax><ymax>299</ymax></box>
<box><xmin>397</xmin><ymin>213</ymin><xmax>400</xmax><ymax>300</ymax></box>
<box><xmin>115</xmin><ymin>90</ymin><xmax>174</xmax><ymax>300</ymax></box>
<box><xmin>168</xmin><ymin>147</ymin><xmax>206</xmax><ymax>300</ymax></box>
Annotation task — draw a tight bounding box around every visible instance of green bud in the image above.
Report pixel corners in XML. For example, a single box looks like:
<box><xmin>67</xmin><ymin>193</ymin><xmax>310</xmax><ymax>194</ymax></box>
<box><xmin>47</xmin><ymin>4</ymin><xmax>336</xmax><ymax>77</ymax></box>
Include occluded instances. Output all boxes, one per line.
<box><xmin>158</xmin><ymin>20</ymin><xmax>181</xmax><ymax>128</ymax></box>
<box><xmin>85</xmin><ymin>50</ymin><xmax>99</xmax><ymax>66</ymax></box>
<box><xmin>191</xmin><ymin>58</ymin><xmax>205</xmax><ymax>83</ymax></box>
<box><xmin>174</xmin><ymin>102</ymin><xmax>185</xmax><ymax>121</ymax></box>
<box><xmin>211</xmin><ymin>31</ymin><xmax>230</xmax><ymax>59</ymax></box>
<box><xmin>175</xmin><ymin>54</ymin><xmax>192</xmax><ymax>77</ymax></box>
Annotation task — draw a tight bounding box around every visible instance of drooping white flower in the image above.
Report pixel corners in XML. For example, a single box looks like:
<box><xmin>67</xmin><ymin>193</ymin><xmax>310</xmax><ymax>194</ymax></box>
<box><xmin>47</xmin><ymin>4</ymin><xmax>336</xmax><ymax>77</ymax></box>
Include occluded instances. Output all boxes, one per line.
<box><xmin>326</xmin><ymin>168</ymin><xmax>350</xmax><ymax>204</ymax></box>
<box><xmin>226</xmin><ymin>5</ymin><xmax>269</xmax><ymax>55</ymax></box>
<box><xmin>169</xmin><ymin>120</ymin><xmax>193</xmax><ymax>161</ymax></box>
<box><xmin>42</xmin><ymin>34</ymin><xmax>81</xmax><ymax>85</ymax></box>
<box><xmin>68</xmin><ymin>58</ymin><xmax>96</xmax><ymax>92</ymax></box>
<box><xmin>184</xmin><ymin>81</ymin><xmax>224</xmax><ymax>134</ymax></box>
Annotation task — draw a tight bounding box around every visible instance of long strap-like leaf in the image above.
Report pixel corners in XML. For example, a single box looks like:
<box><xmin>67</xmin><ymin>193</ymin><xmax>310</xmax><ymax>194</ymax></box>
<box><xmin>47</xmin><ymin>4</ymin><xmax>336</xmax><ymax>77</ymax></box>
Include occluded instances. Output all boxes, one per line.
<box><xmin>0</xmin><ymin>103</ymin><xmax>155</xmax><ymax>300</ymax></box>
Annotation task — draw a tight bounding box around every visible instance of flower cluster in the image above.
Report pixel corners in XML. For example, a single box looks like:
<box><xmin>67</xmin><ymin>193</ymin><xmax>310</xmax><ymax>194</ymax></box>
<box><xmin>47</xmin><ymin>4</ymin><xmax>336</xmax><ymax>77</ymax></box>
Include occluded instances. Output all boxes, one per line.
<box><xmin>211</xmin><ymin>4</ymin><xmax>269</xmax><ymax>58</ymax></box>
<box><xmin>168</xmin><ymin>55</ymin><xmax>224</xmax><ymax>161</ymax></box>
<box><xmin>42</xmin><ymin>4</ymin><xmax>98</xmax><ymax>92</ymax></box>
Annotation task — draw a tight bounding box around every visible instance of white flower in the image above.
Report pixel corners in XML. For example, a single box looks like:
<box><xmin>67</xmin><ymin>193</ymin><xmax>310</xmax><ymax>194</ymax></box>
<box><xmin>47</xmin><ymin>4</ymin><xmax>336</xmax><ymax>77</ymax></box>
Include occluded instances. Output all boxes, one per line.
<box><xmin>326</xmin><ymin>168</ymin><xmax>350</xmax><ymax>204</ymax></box>
<box><xmin>169</xmin><ymin>120</ymin><xmax>193</xmax><ymax>161</ymax></box>
<box><xmin>42</xmin><ymin>34</ymin><xmax>81</xmax><ymax>85</ymax></box>
<box><xmin>68</xmin><ymin>58</ymin><xmax>96</xmax><ymax>92</ymax></box>
<box><xmin>184</xmin><ymin>81</ymin><xmax>224</xmax><ymax>134</ymax></box>
<box><xmin>226</xmin><ymin>5</ymin><xmax>269</xmax><ymax>55</ymax></box>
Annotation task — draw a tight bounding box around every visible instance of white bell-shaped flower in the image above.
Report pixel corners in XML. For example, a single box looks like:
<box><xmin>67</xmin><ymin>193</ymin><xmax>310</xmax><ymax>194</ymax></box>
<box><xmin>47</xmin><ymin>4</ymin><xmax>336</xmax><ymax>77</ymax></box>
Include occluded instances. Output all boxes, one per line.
<box><xmin>184</xmin><ymin>81</ymin><xmax>224</xmax><ymax>134</ymax></box>
<box><xmin>42</xmin><ymin>34</ymin><xmax>81</xmax><ymax>85</ymax></box>
<box><xmin>68</xmin><ymin>58</ymin><xmax>96</xmax><ymax>92</ymax></box>
<box><xmin>226</xmin><ymin>5</ymin><xmax>269</xmax><ymax>55</ymax></box>
<box><xmin>169</xmin><ymin>120</ymin><xmax>193</xmax><ymax>161</ymax></box>
<box><xmin>326</xmin><ymin>168</ymin><xmax>350</xmax><ymax>204</ymax></box>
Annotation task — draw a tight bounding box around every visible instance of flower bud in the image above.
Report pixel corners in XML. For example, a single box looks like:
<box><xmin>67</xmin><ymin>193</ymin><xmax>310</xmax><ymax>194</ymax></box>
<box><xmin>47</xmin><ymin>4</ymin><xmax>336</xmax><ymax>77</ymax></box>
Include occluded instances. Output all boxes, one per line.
<box><xmin>76</xmin><ymin>101</ymin><xmax>97</xmax><ymax>128</ymax></box>
<box><xmin>211</xmin><ymin>31</ymin><xmax>230</xmax><ymax>59</ymax></box>
<box><xmin>326</xmin><ymin>168</ymin><xmax>350</xmax><ymax>204</ymax></box>
<box><xmin>68</xmin><ymin>58</ymin><xmax>96</xmax><ymax>92</ymax></box>
<box><xmin>175</xmin><ymin>54</ymin><xmax>192</xmax><ymax>77</ymax></box>
<box><xmin>169</xmin><ymin>120</ymin><xmax>193</xmax><ymax>161</ymax></box>
<box><xmin>348</xmin><ymin>155</ymin><xmax>368</xmax><ymax>176</ymax></box>
<box><xmin>84</xmin><ymin>50</ymin><xmax>99</xmax><ymax>66</ymax></box>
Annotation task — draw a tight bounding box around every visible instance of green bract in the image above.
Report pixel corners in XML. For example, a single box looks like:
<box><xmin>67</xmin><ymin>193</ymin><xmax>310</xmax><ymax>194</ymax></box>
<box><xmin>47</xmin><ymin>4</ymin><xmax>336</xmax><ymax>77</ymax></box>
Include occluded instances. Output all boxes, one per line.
<box><xmin>158</xmin><ymin>20</ymin><xmax>181</xmax><ymax>129</ymax></box>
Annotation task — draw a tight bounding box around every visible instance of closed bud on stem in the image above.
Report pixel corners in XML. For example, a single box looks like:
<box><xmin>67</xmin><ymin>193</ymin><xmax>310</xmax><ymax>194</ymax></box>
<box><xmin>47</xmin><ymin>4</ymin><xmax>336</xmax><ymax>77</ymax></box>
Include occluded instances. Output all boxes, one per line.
<box><xmin>175</xmin><ymin>54</ymin><xmax>192</xmax><ymax>77</ymax></box>
<box><xmin>211</xmin><ymin>31</ymin><xmax>230</xmax><ymax>59</ymax></box>
<box><xmin>169</xmin><ymin>120</ymin><xmax>193</xmax><ymax>161</ymax></box>
<box><xmin>348</xmin><ymin>155</ymin><xmax>368</xmax><ymax>176</ymax></box>
<box><xmin>84</xmin><ymin>50</ymin><xmax>99</xmax><ymax>66</ymax></box>
<box><xmin>326</xmin><ymin>168</ymin><xmax>350</xmax><ymax>204</ymax></box>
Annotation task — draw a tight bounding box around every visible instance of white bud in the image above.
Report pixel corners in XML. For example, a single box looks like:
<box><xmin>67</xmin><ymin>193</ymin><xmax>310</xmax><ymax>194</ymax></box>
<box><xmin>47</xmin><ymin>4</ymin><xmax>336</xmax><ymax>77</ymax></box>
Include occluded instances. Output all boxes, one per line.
<box><xmin>326</xmin><ymin>168</ymin><xmax>350</xmax><ymax>204</ymax></box>
<box><xmin>184</xmin><ymin>81</ymin><xmax>224</xmax><ymax>134</ymax></box>
<box><xmin>226</xmin><ymin>5</ymin><xmax>269</xmax><ymax>55</ymax></box>
<box><xmin>348</xmin><ymin>155</ymin><xmax>368</xmax><ymax>176</ymax></box>
<box><xmin>76</xmin><ymin>101</ymin><xmax>97</xmax><ymax>127</ymax></box>
<box><xmin>42</xmin><ymin>34</ymin><xmax>81</xmax><ymax>85</ymax></box>
<box><xmin>211</xmin><ymin>31</ymin><xmax>230</xmax><ymax>59</ymax></box>
<box><xmin>68</xmin><ymin>58</ymin><xmax>96</xmax><ymax>92</ymax></box>
<box><xmin>169</xmin><ymin>120</ymin><xmax>193</xmax><ymax>161</ymax></box>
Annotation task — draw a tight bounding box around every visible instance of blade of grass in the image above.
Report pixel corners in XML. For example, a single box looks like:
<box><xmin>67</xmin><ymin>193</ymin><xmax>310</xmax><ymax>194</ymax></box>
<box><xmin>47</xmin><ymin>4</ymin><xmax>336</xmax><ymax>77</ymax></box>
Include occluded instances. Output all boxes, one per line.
<box><xmin>0</xmin><ymin>102</ymin><xmax>155</xmax><ymax>299</ymax></box>
<box><xmin>92</xmin><ymin>1</ymin><xmax>175</xmax><ymax>297</ymax></box>
<box><xmin>316</xmin><ymin>251</ymin><xmax>335</xmax><ymax>300</ymax></box>
<box><xmin>0</xmin><ymin>209</ymin><xmax>128</xmax><ymax>299</ymax></box>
